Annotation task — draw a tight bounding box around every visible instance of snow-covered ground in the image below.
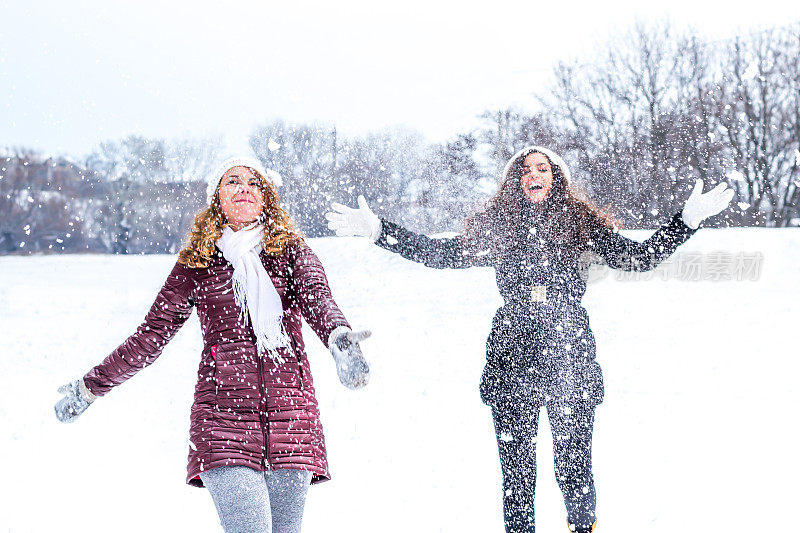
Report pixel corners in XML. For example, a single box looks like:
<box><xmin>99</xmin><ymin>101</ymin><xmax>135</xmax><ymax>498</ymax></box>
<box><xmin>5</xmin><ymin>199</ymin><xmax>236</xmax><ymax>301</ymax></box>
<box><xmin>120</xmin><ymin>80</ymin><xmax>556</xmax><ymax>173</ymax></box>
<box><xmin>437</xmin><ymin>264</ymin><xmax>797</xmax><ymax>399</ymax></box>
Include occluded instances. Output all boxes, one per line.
<box><xmin>1</xmin><ymin>227</ymin><xmax>798</xmax><ymax>532</ymax></box>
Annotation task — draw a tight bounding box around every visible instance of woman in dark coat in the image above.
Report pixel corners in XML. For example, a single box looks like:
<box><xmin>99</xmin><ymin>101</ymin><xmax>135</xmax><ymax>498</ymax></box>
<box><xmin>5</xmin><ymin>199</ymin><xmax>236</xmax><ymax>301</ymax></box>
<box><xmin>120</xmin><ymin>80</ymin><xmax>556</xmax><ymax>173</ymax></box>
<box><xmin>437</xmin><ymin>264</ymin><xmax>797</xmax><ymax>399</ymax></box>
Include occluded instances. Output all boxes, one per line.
<box><xmin>54</xmin><ymin>153</ymin><xmax>371</xmax><ymax>533</ymax></box>
<box><xmin>326</xmin><ymin>145</ymin><xmax>734</xmax><ymax>533</ymax></box>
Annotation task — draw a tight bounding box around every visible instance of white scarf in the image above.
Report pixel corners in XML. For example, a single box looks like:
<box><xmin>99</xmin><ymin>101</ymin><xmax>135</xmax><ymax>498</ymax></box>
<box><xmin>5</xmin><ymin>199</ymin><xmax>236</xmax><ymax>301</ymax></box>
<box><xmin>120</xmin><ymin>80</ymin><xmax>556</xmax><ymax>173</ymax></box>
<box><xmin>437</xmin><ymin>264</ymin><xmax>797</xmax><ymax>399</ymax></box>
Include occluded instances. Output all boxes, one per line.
<box><xmin>216</xmin><ymin>224</ymin><xmax>291</xmax><ymax>362</ymax></box>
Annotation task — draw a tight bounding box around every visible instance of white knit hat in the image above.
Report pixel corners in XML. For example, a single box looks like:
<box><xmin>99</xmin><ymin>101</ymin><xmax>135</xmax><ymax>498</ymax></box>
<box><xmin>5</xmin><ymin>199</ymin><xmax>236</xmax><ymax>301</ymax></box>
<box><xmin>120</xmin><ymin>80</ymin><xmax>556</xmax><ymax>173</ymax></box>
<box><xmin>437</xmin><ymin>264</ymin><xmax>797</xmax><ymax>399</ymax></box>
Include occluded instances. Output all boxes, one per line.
<box><xmin>502</xmin><ymin>145</ymin><xmax>571</xmax><ymax>184</ymax></box>
<box><xmin>206</xmin><ymin>155</ymin><xmax>283</xmax><ymax>203</ymax></box>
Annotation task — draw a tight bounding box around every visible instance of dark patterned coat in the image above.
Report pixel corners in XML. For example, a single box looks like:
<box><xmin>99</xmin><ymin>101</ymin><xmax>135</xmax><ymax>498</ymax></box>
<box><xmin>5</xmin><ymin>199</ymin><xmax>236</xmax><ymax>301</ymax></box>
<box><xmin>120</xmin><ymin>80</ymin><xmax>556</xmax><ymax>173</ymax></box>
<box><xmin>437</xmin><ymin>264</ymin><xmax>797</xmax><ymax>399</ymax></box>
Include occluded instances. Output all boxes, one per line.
<box><xmin>375</xmin><ymin>212</ymin><xmax>696</xmax><ymax>407</ymax></box>
<box><xmin>83</xmin><ymin>241</ymin><xmax>349</xmax><ymax>487</ymax></box>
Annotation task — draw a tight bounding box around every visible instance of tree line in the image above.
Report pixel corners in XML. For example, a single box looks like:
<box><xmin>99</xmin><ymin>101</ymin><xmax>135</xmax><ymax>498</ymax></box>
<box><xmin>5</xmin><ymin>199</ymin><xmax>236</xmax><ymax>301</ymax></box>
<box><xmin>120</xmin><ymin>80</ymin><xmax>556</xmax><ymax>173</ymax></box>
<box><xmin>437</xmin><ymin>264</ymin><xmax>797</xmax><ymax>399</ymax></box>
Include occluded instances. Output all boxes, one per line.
<box><xmin>2</xmin><ymin>21</ymin><xmax>798</xmax><ymax>255</ymax></box>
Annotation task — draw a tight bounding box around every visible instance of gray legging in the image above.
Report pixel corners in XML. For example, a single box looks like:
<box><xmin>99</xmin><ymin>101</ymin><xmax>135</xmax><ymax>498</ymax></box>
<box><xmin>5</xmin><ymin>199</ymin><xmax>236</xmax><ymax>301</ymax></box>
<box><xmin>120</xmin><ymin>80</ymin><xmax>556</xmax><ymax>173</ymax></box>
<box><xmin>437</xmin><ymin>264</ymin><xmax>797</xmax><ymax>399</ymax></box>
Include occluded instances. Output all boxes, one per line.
<box><xmin>199</xmin><ymin>466</ymin><xmax>312</xmax><ymax>533</ymax></box>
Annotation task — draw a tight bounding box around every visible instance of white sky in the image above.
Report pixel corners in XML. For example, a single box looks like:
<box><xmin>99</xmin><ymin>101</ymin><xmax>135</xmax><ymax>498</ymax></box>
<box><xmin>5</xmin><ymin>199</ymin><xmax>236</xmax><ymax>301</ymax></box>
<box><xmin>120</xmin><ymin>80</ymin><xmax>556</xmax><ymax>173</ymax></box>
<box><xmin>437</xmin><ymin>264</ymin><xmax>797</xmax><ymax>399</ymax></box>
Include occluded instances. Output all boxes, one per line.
<box><xmin>1</xmin><ymin>0</ymin><xmax>798</xmax><ymax>158</ymax></box>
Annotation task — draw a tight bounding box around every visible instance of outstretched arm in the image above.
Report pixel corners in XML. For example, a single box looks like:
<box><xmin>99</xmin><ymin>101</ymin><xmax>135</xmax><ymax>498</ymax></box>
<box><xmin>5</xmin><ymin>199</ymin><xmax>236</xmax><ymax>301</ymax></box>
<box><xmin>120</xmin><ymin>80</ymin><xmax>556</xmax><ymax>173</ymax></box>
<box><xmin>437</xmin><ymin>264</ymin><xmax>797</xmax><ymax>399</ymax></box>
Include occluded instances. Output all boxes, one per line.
<box><xmin>326</xmin><ymin>195</ymin><xmax>484</xmax><ymax>269</ymax></box>
<box><xmin>55</xmin><ymin>261</ymin><xmax>197</xmax><ymax>422</ymax></box>
<box><xmin>375</xmin><ymin>218</ymin><xmax>477</xmax><ymax>269</ymax></box>
<box><xmin>81</xmin><ymin>261</ymin><xmax>197</xmax><ymax>396</ymax></box>
<box><xmin>291</xmin><ymin>243</ymin><xmax>370</xmax><ymax>389</ymax></box>
<box><xmin>592</xmin><ymin>178</ymin><xmax>734</xmax><ymax>271</ymax></box>
<box><xmin>590</xmin><ymin>212</ymin><xmax>697</xmax><ymax>271</ymax></box>
<box><xmin>291</xmin><ymin>242</ymin><xmax>352</xmax><ymax>342</ymax></box>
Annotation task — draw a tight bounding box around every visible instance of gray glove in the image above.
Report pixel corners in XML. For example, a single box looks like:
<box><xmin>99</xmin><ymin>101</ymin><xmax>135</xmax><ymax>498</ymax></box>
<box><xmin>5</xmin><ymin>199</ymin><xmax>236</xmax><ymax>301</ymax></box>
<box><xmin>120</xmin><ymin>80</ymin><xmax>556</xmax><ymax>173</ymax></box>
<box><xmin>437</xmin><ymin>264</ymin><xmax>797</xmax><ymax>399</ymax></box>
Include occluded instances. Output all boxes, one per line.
<box><xmin>54</xmin><ymin>378</ymin><xmax>96</xmax><ymax>423</ymax></box>
<box><xmin>328</xmin><ymin>327</ymin><xmax>371</xmax><ymax>390</ymax></box>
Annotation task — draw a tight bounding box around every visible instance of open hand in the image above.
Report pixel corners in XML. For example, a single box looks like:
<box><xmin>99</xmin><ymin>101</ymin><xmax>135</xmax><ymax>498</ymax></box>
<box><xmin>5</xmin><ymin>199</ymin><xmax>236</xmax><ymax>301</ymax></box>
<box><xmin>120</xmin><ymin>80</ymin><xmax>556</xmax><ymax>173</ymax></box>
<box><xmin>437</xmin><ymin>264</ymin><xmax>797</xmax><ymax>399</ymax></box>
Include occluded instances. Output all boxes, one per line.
<box><xmin>325</xmin><ymin>195</ymin><xmax>382</xmax><ymax>241</ymax></box>
<box><xmin>681</xmin><ymin>179</ymin><xmax>735</xmax><ymax>229</ymax></box>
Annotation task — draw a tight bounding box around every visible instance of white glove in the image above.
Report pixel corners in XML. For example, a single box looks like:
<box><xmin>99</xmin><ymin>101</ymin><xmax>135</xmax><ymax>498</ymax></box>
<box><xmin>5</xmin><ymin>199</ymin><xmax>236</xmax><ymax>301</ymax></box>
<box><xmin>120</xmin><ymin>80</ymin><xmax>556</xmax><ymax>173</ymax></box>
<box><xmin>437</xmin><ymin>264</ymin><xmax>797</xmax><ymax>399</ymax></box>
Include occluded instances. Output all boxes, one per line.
<box><xmin>681</xmin><ymin>179</ymin><xmax>735</xmax><ymax>229</ymax></box>
<box><xmin>328</xmin><ymin>326</ymin><xmax>371</xmax><ymax>390</ymax></box>
<box><xmin>325</xmin><ymin>195</ymin><xmax>382</xmax><ymax>241</ymax></box>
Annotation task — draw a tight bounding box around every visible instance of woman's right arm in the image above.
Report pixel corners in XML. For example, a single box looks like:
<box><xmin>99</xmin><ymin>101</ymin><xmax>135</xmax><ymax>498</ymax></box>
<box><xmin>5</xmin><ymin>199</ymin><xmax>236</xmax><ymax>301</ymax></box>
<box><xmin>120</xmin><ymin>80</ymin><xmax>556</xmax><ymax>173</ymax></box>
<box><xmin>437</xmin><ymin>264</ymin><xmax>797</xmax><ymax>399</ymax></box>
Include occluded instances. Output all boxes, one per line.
<box><xmin>81</xmin><ymin>261</ymin><xmax>197</xmax><ymax>397</ymax></box>
<box><xmin>375</xmin><ymin>218</ymin><xmax>479</xmax><ymax>269</ymax></box>
<box><xmin>326</xmin><ymin>195</ymin><xmax>486</xmax><ymax>270</ymax></box>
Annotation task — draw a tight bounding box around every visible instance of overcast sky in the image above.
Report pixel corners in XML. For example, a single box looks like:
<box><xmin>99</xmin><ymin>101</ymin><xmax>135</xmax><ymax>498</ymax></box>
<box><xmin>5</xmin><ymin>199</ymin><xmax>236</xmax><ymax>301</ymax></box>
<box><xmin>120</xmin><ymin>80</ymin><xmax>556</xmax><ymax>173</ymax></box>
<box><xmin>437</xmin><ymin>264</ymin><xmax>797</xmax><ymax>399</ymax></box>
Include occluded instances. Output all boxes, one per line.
<box><xmin>1</xmin><ymin>0</ymin><xmax>798</xmax><ymax>158</ymax></box>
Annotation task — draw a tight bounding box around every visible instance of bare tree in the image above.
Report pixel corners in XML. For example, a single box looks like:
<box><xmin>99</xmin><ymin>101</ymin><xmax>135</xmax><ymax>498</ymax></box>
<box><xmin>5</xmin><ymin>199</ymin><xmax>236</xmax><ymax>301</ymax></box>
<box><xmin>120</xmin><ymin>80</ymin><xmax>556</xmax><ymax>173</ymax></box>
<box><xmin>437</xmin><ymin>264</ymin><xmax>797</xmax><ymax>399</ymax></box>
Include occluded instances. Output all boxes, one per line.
<box><xmin>716</xmin><ymin>26</ymin><xmax>800</xmax><ymax>226</ymax></box>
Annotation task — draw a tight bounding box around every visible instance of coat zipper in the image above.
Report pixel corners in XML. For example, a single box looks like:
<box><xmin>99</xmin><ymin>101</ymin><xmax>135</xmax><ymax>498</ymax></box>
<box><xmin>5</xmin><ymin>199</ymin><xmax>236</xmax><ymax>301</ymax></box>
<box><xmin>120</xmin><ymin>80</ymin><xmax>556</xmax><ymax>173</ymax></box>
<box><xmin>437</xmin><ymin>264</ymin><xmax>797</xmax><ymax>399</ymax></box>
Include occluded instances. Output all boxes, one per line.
<box><xmin>211</xmin><ymin>345</ymin><xmax>219</xmax><ymax>386</ymax></box>
<box><xmin>256</xmin><ymin>348</ymin><xmax>270</xmax><ymax>470</ymax></box>
<box><xmin>291</xmin><ymin>334</ymin><xmax>304</xmax><ymax>384</ymax></box>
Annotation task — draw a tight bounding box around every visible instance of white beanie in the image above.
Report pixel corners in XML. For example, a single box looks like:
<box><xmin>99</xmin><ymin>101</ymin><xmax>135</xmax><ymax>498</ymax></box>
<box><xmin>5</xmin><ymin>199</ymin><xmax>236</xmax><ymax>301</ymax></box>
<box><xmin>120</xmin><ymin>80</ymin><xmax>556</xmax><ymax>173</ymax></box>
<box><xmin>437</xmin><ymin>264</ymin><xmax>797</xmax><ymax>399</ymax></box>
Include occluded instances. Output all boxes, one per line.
<box><xmin>206</xmin><ymin>155</ymin><xmax>283</xmax><ymax>203</ymax></box>
<box><xmin>502</xmin><ymin>145</ymin><xmax>571</xmax><ymax>184</ymax></box>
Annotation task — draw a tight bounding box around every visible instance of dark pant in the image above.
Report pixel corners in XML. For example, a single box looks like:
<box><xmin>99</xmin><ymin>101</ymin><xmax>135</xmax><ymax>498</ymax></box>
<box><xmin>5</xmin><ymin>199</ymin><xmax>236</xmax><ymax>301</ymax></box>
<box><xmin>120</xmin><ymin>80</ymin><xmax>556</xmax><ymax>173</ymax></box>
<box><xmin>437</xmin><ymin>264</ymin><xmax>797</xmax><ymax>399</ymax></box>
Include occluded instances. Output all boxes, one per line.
<box><xmin>492</xmin><ymin>397</ymin><xmax>597</xmax><ymax>533</ymax></box>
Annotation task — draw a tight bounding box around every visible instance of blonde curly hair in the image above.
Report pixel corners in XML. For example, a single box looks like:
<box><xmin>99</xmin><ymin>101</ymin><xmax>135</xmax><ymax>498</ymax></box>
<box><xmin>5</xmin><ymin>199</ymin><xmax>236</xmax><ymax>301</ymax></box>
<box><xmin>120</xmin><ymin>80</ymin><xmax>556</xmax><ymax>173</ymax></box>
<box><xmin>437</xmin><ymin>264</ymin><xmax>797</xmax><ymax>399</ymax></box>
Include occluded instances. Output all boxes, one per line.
<box><xmin>178</xmin><ymin>168</ymin><xmax>302</xmax><ymax>268</ymax></box>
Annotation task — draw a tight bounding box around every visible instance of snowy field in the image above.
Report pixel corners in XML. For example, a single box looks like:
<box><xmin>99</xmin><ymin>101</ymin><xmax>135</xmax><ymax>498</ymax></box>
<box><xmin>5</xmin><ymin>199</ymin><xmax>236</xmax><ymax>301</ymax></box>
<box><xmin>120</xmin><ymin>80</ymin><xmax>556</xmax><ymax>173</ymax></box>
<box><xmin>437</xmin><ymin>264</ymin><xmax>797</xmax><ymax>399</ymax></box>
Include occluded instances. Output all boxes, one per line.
<box><xmin>1</xmin><ymin>227</ymin><xmax>798</xmax><ymax>532</ymax></box>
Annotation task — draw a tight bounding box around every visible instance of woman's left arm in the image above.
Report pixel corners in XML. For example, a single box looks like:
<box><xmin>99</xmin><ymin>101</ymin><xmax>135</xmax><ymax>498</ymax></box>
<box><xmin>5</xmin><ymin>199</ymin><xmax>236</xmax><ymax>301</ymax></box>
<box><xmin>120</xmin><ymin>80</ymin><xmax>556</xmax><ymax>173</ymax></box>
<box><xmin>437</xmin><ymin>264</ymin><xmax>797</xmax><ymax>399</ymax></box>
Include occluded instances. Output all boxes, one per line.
<box><xmin>592</xmin><ymin>178</ymin><xmax>734</xmax><ymax>272</ymax></box>
<box><xmin>291</xmin><ymin>242</ymin><xmax>351</xmax><ymax>343</ymax></box>
<box><xmin>291</xmin><ymin>242</ymin><xmax>370</xmax><ymax>389</ymax></box>
<box><xmin>590</xmin><ymin>212</ymin><xmax>697</xmax><ymax>272</ymax></box>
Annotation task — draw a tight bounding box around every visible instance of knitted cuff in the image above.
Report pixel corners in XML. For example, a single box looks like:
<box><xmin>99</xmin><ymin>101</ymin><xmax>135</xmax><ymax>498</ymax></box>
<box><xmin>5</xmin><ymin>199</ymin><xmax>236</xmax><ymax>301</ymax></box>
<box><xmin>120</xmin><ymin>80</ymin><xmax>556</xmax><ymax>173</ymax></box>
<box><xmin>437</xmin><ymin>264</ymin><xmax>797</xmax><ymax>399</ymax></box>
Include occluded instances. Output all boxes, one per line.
<box><xmin>328</xmin><ymin>326</ymin><xmax>352</xmax><ymax>349</ymax></box>
<box><xmin>369</xmin><ymin>218</ymin><xmax>382</xmax><ymax>243</ymax></box>
<box><xmin>78</xmin><ymin>378</ymin><xmax>97</xmax><ymax>404</ymax></box>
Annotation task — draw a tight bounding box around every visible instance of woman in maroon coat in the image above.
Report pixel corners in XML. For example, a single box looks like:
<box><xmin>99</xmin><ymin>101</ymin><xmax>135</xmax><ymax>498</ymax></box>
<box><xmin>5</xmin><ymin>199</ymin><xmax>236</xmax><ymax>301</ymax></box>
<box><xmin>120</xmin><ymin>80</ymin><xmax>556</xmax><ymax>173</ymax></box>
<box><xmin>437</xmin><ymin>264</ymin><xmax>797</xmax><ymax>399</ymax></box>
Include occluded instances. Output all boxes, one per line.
<box><xmin>54</xmin><ymin>154</ymin><xmax>371</xmax><ymax>533</ymax></box>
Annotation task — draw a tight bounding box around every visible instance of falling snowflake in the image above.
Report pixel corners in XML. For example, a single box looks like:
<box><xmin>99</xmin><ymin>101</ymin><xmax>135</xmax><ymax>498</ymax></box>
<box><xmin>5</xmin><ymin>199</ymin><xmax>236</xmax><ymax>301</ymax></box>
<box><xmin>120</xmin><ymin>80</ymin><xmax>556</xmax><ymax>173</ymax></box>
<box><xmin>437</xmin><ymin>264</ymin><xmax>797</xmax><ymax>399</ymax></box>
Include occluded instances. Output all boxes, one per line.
<box><xmin>727</xmin><ymin>170</ymin><xmax>745</xmax><ymax>182</ymax></box>
<box><xmin>742</xmin><ymin>61</ymin><xmax>758</xmax><ymax>81</ymax></box>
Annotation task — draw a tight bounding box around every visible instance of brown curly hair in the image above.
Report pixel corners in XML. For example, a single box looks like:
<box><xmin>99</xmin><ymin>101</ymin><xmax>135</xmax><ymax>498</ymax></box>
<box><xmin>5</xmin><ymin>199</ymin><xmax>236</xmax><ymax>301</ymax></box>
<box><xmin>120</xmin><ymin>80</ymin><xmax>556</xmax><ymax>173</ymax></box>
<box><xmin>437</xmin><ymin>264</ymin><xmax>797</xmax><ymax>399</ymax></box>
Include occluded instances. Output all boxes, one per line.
<box><xmin>178</xmin><ymin>168</ymin><xmax>302</xmax><ymax>268</ymax></box>
<box><xmin>463</xmin><ymin>148</ymin><xmax>619</xmax><ymax>260</ymax></box>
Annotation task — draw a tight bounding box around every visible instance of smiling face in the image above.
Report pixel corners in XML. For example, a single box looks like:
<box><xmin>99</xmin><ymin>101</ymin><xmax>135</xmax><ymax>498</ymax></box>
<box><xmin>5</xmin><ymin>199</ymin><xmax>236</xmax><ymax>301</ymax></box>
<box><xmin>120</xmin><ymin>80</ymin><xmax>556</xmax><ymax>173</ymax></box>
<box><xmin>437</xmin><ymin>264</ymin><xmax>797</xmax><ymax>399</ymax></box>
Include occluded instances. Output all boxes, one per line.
<box><xmin>519</xmin><ymin>152</ymin><xmax>554</xmax><ymax>203</ymax></box>
<box><xmin>217</xmin><ymin>166</ymin><xmax>265</xmax><ymax>229</ymax></box>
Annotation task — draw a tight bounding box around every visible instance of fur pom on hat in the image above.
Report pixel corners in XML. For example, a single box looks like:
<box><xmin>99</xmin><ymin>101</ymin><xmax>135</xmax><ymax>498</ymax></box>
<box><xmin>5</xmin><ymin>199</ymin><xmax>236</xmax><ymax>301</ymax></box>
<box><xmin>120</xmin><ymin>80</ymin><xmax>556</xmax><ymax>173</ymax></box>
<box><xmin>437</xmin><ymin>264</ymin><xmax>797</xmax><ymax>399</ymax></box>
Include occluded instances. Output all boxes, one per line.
<box><xmin>502</xmin><ymin>146</ymin><xmax>571</xmax><ymax>184</ymax></box>
<box><xmin>206</xmin><ymin>155</ymin><xmax>283</xmax><ymax>203</ymax></box>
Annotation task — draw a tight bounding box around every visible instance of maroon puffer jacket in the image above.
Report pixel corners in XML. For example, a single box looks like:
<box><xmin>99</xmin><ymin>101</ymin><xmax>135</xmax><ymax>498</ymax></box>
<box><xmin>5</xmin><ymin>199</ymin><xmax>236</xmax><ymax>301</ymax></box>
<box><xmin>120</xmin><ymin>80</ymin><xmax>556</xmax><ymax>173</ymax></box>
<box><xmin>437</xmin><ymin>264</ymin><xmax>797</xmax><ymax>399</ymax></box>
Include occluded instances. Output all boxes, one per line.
<box><xmin>83</xmin><ymin>241</ymin><xmax>349</xmax><ymax>487</ymax></box>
